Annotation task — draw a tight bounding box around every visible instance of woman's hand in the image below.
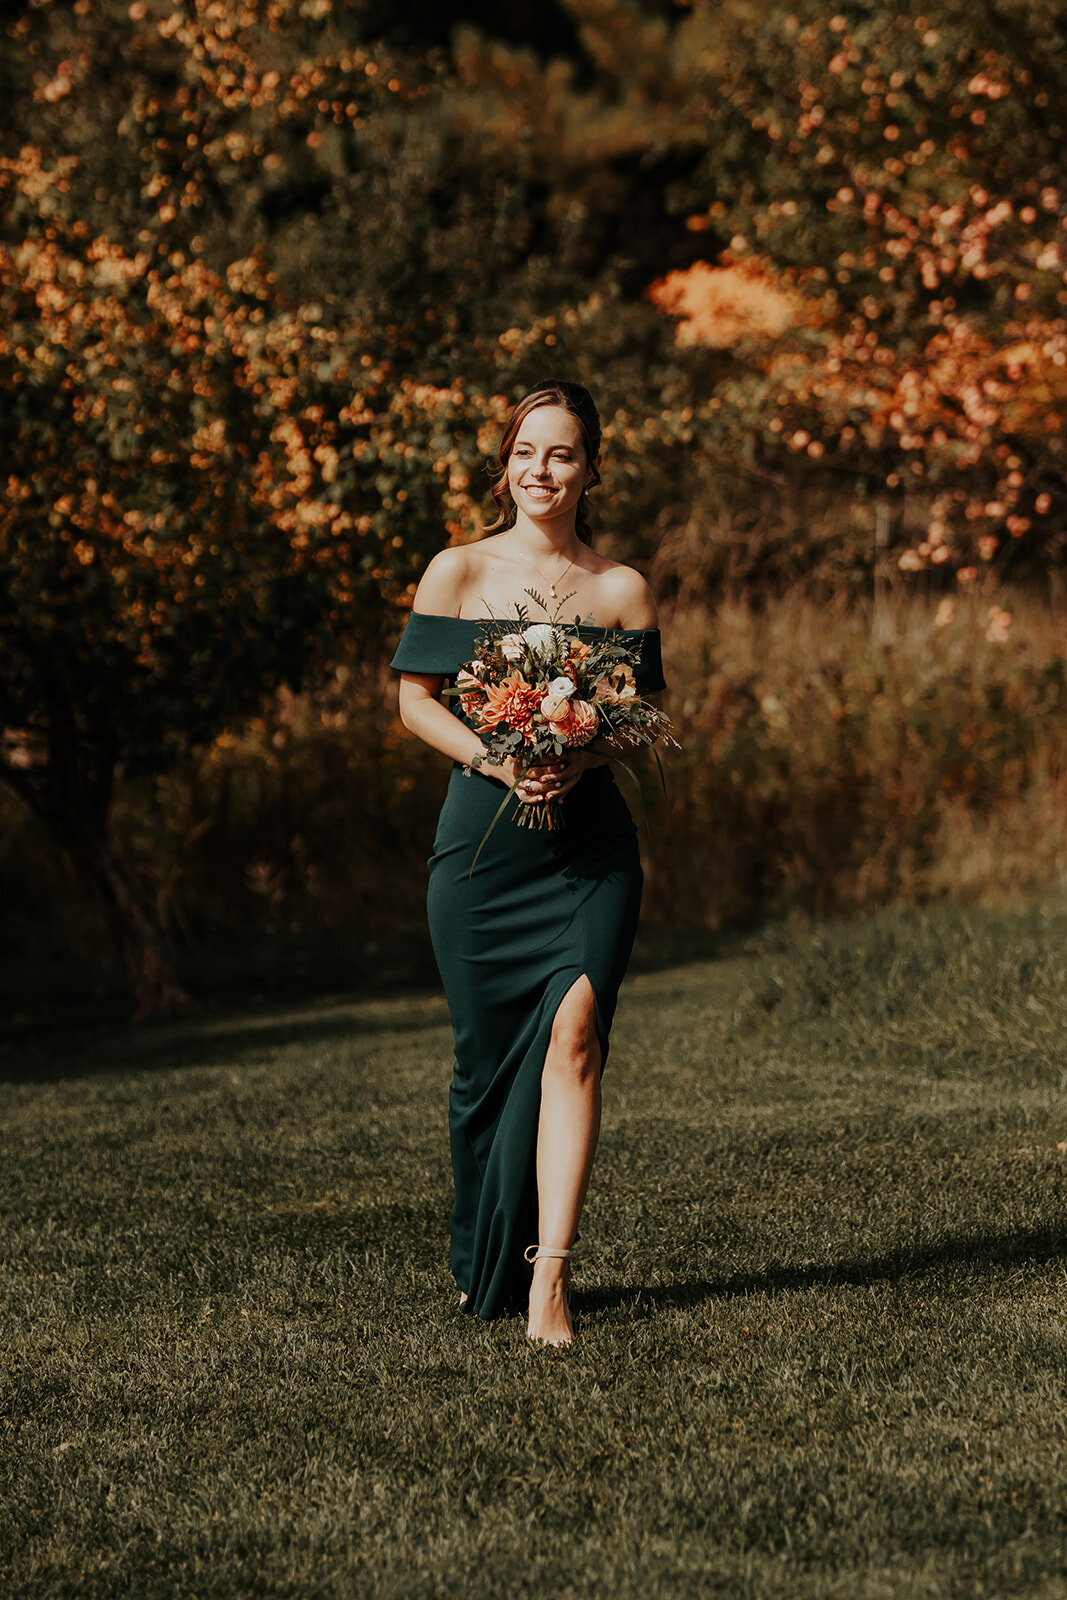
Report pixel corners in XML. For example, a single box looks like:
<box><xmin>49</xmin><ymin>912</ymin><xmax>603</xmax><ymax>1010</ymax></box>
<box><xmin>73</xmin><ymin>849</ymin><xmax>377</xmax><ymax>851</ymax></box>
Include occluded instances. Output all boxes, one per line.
<box><xmin>504</xmin><ymin>750</ymin><xmax>601</xmax><ymax>804</ymax></box>
<box><xmin>494</xmin><ymin>755</ymin><xmax>562</xmax><ymax>802</ymax></box>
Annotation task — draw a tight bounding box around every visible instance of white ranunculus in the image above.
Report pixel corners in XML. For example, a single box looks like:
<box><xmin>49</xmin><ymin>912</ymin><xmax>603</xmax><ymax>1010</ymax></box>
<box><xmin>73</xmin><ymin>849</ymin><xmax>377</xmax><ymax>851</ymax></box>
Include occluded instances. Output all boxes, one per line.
<box><xmin>522</xmin><ymin>624</ymin><xmax>557</xmax><ymax>659</ymax></box>
<box><xmin>499</xmin><ymin>633</ymin><xmax>525</xmax><ymax>662</ymax></box>
<box><xmin>547</xmin><ymin>675</ymin><xmax>576</xmax><ymax>699</ymax></box>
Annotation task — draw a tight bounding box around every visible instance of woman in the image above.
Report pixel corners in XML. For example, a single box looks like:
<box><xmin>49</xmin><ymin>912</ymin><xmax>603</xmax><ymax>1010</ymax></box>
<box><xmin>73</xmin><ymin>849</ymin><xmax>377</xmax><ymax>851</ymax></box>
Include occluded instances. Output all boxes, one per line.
<box><xmin>390</xmin><ymin>378</ymin><xmax>664</xmax><ymax>1345</ymax></box>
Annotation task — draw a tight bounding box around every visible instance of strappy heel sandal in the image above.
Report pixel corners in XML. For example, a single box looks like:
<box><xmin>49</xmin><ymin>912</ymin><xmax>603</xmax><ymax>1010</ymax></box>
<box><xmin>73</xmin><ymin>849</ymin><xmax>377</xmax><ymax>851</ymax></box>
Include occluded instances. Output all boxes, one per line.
<box><xmin>524</xmin><ymin>1245</ymin><xmax>573</xmax><ymax>1346</ymax></box>
<box><xmin>524</xmin><ymin>1245</ymin><xmax>572</xmax><ymax>1267</ymax></box>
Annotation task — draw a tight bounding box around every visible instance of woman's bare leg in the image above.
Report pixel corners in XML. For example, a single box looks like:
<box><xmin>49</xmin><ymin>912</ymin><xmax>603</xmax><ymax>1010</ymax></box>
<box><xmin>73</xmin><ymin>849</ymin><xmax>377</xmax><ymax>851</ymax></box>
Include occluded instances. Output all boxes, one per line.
<box><xmin>527</xmin><ymin>976</ymin><xmax>602</xmax><ymax>1344</ymax></box>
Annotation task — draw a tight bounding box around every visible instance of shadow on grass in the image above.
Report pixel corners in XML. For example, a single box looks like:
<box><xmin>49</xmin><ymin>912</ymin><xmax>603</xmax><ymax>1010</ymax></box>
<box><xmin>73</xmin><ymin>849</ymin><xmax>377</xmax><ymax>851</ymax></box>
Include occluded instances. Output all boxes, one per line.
<box><xmin>0</xmin><ymin>924</ymin><xmax>746</xmax><ymax>1082</ymax></box>
<box><xmin>578</xmin><ymin>1222</ymin><xmax>1067</xmax><ymax>1318</ymax></box>
<box><xmin>0</xmin><ymin>922</ymin><xmax>755</xmax><ymax>1084</ymax></box>
<box><xmin>0</xmin><ymin>995</ymin><xmax>456</xmax><ymax>1084</ymax></box>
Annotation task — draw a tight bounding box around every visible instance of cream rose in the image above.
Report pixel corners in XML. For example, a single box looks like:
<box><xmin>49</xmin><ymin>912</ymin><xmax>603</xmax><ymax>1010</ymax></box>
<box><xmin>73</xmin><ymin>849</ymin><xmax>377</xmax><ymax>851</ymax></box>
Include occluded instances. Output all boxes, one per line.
<box><xmin>522</xmin><ymin>624</ymin><xmax>557</xmax><ymax>659</ymax></box>
<box><xmin>547</xmin><ymin>675</ymin><xmax>576</xmax><ymax>699</ymax></box>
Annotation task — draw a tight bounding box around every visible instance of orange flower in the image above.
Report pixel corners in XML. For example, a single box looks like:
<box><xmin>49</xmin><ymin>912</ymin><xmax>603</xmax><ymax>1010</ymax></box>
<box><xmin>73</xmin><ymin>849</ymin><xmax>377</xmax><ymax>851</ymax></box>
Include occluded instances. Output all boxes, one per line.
<box><xmin>556</xmin><ymin>699</ymin><xmax>598</xmax><ymax>746</ymax></box>
<box><xmin>479</xmin><ymin>671</ymin><xmax>542</xmax><ymax>734</ymax></box>
<box><xmin>592</xmin><ymin>666</ymin><xmax>637</xmax><ymax>706</ymax></box>
<box><xmin>541</xmin><ymin>694</ymin><xmax>571</xmax><ymax>722</ymax></box>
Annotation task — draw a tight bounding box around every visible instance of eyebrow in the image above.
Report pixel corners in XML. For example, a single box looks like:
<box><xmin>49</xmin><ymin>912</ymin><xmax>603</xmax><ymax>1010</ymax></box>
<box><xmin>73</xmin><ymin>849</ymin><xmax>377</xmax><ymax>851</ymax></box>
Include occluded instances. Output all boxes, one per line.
<box><xmin>514</xmin><ymin>440</ymin><xmax>576</xmax><ymax>451</ymax></box>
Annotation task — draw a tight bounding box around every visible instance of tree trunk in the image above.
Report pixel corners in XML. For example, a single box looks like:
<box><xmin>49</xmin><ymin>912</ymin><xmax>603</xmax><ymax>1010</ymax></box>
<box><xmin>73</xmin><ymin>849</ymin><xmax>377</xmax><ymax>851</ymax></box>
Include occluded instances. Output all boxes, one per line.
<box><xmin>69</xmin><ymin>830</ymin><xmax>194</xmax><ymax>1019</ymax></box>
<box><xmin>3</xmin><ymin>763</ymin><xmax>193</xmax><ymax>1018</ymax></box>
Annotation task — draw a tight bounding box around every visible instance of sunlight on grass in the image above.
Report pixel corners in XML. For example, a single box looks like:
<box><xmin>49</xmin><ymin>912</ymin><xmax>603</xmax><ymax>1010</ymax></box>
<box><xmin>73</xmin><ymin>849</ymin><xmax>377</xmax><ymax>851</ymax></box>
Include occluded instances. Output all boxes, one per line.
<box><xmin>2</xmin><ymin>905</ymin><xmax>1066</xmax><ymax>1598</ymax></box>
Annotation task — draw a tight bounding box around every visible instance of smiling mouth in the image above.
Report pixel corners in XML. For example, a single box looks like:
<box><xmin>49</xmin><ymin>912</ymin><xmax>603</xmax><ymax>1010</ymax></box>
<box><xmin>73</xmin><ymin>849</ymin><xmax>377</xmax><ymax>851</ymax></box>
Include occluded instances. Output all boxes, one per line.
<box><xmin>522</xmin><ymin>484</ymin><xmax>556</xmax><ymax>497</ymax></box>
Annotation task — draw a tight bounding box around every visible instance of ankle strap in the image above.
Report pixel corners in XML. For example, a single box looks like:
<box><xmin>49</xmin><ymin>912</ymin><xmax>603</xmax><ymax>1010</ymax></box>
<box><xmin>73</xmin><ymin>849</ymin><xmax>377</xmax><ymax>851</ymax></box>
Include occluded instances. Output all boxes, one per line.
<box><xmin>524</xmin><ymin>1245</ymin><xmax>572</xmax><ymax>1263</ymax></box>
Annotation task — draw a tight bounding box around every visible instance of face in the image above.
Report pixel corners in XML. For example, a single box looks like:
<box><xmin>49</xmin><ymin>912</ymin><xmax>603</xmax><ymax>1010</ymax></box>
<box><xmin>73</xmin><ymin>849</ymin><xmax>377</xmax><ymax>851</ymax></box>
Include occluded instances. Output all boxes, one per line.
<box><xmin>506</xmin><ymin>404</ymin><xmax>591</xmax><ymax>521</ymax></box>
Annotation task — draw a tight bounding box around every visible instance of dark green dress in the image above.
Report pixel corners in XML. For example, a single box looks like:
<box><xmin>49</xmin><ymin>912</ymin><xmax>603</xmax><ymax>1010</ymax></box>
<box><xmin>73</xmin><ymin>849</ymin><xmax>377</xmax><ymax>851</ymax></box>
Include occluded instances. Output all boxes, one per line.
<box><xmin>390</xmin><ymin>612</ymin><xmax>666</xmax><ymax>1320</ymax></box>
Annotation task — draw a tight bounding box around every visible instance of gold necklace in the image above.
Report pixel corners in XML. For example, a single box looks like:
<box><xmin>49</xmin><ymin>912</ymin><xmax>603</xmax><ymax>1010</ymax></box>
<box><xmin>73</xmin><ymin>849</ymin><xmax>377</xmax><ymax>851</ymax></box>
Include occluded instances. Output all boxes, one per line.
<box><xmin>507</xmin><ymin>529</ymin><xmax>584</xmax><ymax>601</ymax></box>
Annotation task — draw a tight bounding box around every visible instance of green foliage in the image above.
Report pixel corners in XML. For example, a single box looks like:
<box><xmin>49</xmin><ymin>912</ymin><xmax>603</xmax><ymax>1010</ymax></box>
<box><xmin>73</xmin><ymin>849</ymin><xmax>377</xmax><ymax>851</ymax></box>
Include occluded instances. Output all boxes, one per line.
<box><xmin>2</xmin><ymin>908</ymin><xmax>1066</xmax><ymax>1597</ymax></box>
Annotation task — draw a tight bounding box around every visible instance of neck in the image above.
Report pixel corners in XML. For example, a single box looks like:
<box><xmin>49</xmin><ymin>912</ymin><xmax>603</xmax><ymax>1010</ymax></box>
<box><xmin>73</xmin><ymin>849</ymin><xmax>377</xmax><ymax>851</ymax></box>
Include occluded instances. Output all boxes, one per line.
<box><xmin>510</xmin><ymin>509</ymin><xmax>583</xmax><ymax>557</ymax></box>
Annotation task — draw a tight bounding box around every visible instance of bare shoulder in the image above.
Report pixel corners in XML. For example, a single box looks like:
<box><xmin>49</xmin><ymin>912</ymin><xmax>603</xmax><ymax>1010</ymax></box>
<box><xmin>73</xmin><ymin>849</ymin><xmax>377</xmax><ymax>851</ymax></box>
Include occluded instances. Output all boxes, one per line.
<box><xmin>412</xmin><ymin>544</ymin><xmax>474</xmax><ymax>616</ymax></box>
<box><xmin>593</xmin><ymin>558</ymin><xmax>659</xmax><ymax>629</ymax></box>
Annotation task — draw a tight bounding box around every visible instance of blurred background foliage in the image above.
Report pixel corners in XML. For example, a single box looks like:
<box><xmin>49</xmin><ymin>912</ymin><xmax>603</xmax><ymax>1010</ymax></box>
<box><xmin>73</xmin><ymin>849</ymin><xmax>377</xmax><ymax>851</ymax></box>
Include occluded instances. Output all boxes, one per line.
<box><xmin>1</xmin><ymin>0</ymin><xmax>1064</xmax><ymax>1011</ymax></box>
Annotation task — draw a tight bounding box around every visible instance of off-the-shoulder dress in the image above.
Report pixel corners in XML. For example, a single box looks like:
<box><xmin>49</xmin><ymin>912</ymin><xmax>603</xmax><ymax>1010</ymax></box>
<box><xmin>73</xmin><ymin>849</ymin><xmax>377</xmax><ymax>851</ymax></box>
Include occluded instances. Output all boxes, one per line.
<box><xmin>390</xmin><ymin>612</ymin><xmax>666</xmax><ymax>1319</ymax></box>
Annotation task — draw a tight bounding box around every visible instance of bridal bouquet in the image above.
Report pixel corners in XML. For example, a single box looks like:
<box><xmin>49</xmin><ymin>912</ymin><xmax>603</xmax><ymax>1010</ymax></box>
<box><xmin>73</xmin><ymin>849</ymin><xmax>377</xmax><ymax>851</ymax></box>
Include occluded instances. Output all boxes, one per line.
<box><xmin>447</xmin><ymin>598</ymin><xmax>674</xmax><ymax>843</ymax></box>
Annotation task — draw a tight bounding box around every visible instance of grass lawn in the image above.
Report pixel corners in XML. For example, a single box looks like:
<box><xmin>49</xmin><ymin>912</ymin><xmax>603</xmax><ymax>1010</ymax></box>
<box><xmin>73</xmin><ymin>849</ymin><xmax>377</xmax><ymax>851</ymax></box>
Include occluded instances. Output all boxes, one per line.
<box><xmin>2</xmin><ymin>905</ymin><xmax>1066</xmax><ymax>1599</ymax></box>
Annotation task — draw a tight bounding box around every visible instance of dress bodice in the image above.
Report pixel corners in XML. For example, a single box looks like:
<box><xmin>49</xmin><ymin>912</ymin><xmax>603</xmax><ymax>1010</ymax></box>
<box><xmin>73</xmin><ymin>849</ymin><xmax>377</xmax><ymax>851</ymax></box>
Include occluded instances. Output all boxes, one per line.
<box><xmin>389</xmin><ymin>612</ymin><xmax>666</xmax><ymax>694</ymax></box>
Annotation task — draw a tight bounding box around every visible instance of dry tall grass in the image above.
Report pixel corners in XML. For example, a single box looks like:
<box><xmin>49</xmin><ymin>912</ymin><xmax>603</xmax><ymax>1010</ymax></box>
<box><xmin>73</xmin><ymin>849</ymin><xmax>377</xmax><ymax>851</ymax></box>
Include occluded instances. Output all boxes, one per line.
<box><xmin>1</xmin><ymin>588</ymin><xmax>1063</xmax><ymax>967</ymax></box>
<box><xmin>650</xmin><ymin>586</ymin><xmax>1066</xmax><ymax>928</ymax></box>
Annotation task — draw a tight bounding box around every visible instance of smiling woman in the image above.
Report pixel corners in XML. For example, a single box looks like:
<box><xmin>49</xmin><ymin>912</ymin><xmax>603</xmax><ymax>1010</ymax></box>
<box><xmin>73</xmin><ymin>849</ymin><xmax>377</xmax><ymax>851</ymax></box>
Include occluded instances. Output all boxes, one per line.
<box><xmin>490</xmin><ymin>387</ymin><xmax>602</xmax><ymax>575</ymax></box>
<box><xmin>390</xmin><ymin>379</ymin><xmax>664</xmax><ymax>1346</ymax></box>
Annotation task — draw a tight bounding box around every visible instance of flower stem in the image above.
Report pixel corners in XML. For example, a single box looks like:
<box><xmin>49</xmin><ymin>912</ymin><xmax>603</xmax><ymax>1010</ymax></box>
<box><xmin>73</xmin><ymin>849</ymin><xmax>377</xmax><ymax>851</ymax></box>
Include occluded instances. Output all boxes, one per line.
<box><xmin>513</xmin><ymin>799</ymin><xmax>564</xmax><ymax>831</ymax></box>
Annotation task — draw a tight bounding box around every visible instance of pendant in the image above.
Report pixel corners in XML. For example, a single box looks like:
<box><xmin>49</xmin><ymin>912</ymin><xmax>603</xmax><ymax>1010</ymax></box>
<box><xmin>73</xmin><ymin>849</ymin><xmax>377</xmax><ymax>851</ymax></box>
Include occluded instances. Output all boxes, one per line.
<box><xmin>550</xmin><ymin>586</ymin><xmax>557</xmax><ymax>598</ymax></box>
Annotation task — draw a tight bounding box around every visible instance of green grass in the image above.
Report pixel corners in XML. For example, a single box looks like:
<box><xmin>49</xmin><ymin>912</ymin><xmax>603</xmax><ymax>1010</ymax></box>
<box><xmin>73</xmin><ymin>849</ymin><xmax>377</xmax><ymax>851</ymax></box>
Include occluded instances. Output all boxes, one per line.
<box><xmin>3</xmin><ymin>905</ymin><xmax>1067</xmax><ymax>1599</ymax></box>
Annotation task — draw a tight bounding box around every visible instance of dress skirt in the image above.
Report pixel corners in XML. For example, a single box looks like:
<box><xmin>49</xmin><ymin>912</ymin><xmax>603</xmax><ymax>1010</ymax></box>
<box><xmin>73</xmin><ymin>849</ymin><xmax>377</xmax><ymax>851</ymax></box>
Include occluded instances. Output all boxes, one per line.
<box><xmin>429</xmin><ymin>760</ymin><xmax>642</xmax><ymax>1317</ymax></box>
<box><xmin>391</xmin><ymin>612</ymin><xmax>665</xmax><ymax>1320</ymax></box>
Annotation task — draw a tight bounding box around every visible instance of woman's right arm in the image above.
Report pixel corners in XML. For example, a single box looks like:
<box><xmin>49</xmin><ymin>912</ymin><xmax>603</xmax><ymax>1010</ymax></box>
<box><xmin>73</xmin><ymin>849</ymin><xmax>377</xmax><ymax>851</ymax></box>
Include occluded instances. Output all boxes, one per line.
<box><xmin>397</xmin><ymin>671</ymin><xmax>506</xmax><ymax>773</ymax></box>
<box><xmin>396</xmin><ymin>549</ymin><xmax>547</xmax><ymax>793</ymax></box>
<box><xmin>400</xmin><ymin>673</ymin><xmax>546</xmax><ymax>796</ymax></box>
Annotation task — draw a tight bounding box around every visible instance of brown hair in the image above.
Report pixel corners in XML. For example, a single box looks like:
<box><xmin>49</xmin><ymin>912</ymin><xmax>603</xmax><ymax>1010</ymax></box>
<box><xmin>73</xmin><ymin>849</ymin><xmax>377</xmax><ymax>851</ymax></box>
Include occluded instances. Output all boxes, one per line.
<box><xmin>483</xmin><ymin>379</ymin><xmax>602</xmax><ymax>543</ymax></box>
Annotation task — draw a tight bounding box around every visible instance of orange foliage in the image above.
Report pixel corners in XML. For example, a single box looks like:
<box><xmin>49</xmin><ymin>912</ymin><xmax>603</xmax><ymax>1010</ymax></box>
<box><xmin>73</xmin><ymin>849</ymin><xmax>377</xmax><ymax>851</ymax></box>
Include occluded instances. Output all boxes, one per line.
<box><xmin>643</xmin><ymin>7</ymin><xmax>1067</xmax><ymax>574</ymax></box>
<box><xmin>647</xmin><ymin>258</ymin><xmax>819</xmax><ymax>348</ymax></box>
<box><xmin>652</xmin><ymin>229</ymin><xmax>1067</xmax><ymax>574</ymax></box>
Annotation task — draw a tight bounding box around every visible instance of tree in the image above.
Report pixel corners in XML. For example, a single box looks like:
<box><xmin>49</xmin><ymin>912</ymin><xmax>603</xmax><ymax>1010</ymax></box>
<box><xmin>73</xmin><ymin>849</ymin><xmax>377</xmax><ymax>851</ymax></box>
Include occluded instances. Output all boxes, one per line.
<box><xmin>0</xmin><ymin>149</ymin><xmax>381</xmax><ymax>1011</ymax></box>
<box><xmin>646</xmin><ymin>1</ymin><xmax>1067</xmax><ymax>579</ymax></box>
